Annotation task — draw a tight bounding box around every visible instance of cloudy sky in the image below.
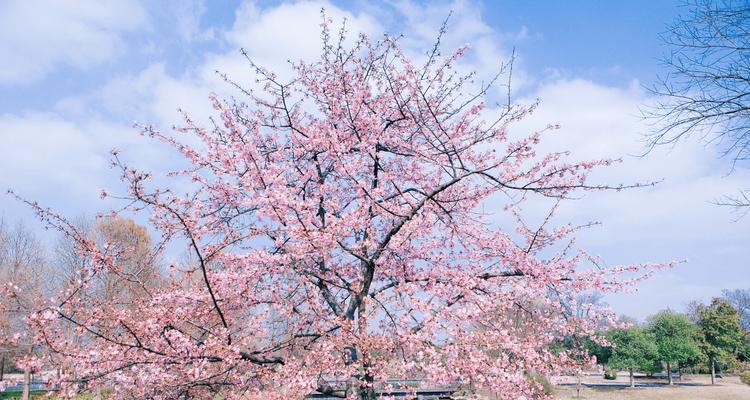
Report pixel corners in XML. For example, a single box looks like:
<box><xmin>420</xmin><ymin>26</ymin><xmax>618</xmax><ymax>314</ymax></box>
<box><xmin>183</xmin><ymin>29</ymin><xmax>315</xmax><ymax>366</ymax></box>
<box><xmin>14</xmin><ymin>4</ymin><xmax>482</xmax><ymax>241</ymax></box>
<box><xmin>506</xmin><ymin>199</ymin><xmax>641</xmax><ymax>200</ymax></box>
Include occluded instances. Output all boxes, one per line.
<box><xmin>1</xmin><ymin>0</ymin><xmax>747</xmax><ymax>321</ymax></box>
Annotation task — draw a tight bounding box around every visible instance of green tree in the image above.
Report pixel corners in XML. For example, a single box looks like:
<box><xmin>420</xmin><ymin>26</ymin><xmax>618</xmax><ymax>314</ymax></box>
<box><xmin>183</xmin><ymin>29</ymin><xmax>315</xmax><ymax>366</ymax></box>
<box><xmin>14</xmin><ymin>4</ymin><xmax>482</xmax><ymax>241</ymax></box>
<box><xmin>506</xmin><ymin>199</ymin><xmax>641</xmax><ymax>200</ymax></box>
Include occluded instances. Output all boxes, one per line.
<box><xmin>696</xmin><ymin>298</ymin><xmax>743</xmax><ymax>384</ymax></box>
<box><xmin>739</xmin><ymin>335</ymin><xmax>750</xmax><ymax>363</ymax></box>
<box><xmin>647</xmin><ymin>310</ymin><xmax>701</xmax><ymax>385</ymax></box>
<box><xmin>606</xmin><ymin>327</ymin><xmax>658</xmax><ymax>387</ymax></box>
<box><xmin>583</xmin><ymin>334</ymin><xmax>612</xmax><ymax>366</ymax></box>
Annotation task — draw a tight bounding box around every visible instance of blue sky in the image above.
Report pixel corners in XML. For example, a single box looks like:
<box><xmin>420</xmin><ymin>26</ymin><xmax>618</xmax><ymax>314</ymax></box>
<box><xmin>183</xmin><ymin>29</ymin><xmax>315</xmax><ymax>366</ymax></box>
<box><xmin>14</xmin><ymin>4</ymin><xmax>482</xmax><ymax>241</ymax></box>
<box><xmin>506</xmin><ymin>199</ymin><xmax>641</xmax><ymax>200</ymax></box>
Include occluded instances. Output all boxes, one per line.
<box><xmin>1</xmin><ymin>0</ymin><xmax>747</xmax><ymax>320</ymax></box>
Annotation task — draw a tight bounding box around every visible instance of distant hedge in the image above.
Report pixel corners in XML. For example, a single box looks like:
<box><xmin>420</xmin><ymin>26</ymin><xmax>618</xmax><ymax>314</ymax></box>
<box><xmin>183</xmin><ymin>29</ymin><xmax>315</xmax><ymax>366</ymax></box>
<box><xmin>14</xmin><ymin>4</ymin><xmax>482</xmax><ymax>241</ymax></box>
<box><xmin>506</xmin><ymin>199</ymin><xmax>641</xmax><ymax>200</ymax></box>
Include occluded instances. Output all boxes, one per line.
<box><xmin>740</xmin><ymin>371</ymin><xmax>750</xmax><ymax>386</ymax></box>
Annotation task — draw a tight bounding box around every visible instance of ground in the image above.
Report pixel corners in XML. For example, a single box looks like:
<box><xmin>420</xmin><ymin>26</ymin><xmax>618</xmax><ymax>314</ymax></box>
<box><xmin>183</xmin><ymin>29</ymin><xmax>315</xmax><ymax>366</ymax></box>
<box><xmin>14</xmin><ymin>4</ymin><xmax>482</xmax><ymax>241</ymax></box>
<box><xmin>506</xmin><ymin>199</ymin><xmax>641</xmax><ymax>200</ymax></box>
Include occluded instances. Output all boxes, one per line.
<box><xmin>2</xmin><ymin>373</ymin><xmax>750</xmax><ymax>399</ymax></box>
<box><xmin>554</xmin><ymin>373</ymin><xmax>750</xmax><ymax>400</ymax></box>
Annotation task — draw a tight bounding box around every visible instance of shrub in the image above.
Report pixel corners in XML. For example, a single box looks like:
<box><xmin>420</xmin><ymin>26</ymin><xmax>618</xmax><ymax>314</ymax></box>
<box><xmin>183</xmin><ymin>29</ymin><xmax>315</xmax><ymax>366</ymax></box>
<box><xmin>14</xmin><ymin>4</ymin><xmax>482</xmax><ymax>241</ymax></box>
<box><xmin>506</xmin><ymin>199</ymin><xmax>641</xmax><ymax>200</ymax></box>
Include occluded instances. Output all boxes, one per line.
<box><xmin>604</xmin><ymin>370</ymin><xmax>617</xmax><ymax>380</ymax></box>
<box><xmin>740</xmin><ymin>371</ymin><xmax>750</xmax><ymax>386</ymax></box>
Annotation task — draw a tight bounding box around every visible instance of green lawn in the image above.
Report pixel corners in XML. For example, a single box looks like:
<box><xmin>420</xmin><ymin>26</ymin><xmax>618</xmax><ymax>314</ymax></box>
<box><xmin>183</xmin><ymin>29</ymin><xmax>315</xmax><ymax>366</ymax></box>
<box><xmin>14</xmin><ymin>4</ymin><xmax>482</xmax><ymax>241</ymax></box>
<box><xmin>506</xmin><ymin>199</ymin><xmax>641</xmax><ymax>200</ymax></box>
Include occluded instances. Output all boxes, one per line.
<box><xmin>0</xmin><ymin>392</ymin><xmax>47</xmax><ymax>399</ymax></box>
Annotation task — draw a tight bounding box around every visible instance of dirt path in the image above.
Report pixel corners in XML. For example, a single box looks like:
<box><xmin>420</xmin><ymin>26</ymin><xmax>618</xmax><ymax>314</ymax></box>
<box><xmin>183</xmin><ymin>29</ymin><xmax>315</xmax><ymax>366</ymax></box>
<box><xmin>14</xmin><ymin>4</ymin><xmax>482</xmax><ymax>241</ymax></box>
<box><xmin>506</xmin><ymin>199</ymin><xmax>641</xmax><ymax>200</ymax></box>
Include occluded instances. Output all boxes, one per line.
<box><xmin>554</xmin><ymin>374</ymin><xmax>750</xmax><ymax>400</ymax></box>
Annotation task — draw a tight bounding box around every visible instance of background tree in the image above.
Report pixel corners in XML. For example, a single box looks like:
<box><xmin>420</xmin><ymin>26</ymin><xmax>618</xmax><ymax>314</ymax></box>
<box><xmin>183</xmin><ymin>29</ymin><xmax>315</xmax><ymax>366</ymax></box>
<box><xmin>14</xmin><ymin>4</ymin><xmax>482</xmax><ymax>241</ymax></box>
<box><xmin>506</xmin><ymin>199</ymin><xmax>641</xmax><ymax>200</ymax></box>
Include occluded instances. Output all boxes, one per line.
<box><xmin>723</xmin><ymin>288</ymin><xmax>750</xmax><ymax>332</ymax></box>
<box><xmin>606</xmin><ymin>326</ymin><xmax>658</xmax><ymax>388</ymax></box>
<box><xmin>0</xmin><ymin>221</ymin><xmax>51</xmax><ymax>400</ymax></box>
<box><xmin>54</xmin><ymin>216</ymin><xmax>159</xmax><ymax>304</ymax></box>
<box><xmin>90</xmin><ymin>216</ymin><xmax>160</xmax><ymax>304</ymax></box>
<box><xmin>739</xmin><ymin>333</ymin><xmax>750</xmax><ymax>362</ymax></box>
<box><xmin>647</xmin><ymin>310</ymin><xmax>701</xmax><ymax>385</ymax></box>
<box><xmin>8</xmin><ymin>19</ymin><xmax>665</xmax><ymax>400</ymax></box>
<box><xmin>50</xmin><ymin>216</ymin><xmax>158</xmax><ymax>393</ymax></box>
<box><xmin>696</xmin><ymin>298</ymin><xmax>743</xmax><ymax>384</ymax></box>
<box><xmin>647</xmin><ymin>0</ymin><xmax>750</xmax><ymax>214</ymax></box>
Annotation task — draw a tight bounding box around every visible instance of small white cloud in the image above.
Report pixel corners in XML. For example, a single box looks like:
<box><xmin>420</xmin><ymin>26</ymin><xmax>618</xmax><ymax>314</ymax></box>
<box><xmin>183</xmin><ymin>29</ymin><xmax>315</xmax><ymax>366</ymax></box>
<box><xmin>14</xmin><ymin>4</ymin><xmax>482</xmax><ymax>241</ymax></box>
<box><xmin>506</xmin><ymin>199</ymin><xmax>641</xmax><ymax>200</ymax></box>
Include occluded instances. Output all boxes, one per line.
<box><xmin>172</xmin><ymin>0</ymin><xmax>214</xmax><ymax>42</ymax></box>
<box><xmin>222</xmin><ymin>1</ymin><xmax>382</xmax><ymax>79</ymax></box>
<box><xmin>0</xmin><ymin>112</ymin><xmax>108</xmax><ymax>196</ymax></box>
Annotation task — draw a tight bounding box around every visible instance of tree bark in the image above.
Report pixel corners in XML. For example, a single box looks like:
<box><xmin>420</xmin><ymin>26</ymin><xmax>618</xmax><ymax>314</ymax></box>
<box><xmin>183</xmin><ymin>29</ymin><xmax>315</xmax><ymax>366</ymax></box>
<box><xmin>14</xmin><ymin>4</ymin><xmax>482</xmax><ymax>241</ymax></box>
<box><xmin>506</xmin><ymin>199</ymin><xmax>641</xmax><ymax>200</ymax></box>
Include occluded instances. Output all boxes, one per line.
<box><xmin>710</xmin><ymin>357</ymin><xmax>715</xmax><ymax>385</ymax></box>
<box><xmin>357</xmin><ymin>381</ymin><xmax>377</xmax><ymax>400</ymax></box>
<box><xmin>21</xmin><ymin>366</ymin><xmax>31</xmax><ymax>400</ymax></box>
<box><xmin>629</xmin><ymin>368</ymin><xmax>635</xmax><ymax>388</ymax></box>
<box><xmin>21</xmin><ymin>344</ymin><xmax>33</xmax><ymax>400</ymax></box>
<box><xmin>667</xmin><ymin>362</ymin><xmax>673</xmax><ymax>385</ymax></box>
<box><xmin>0</xmin><ymin>354</ymin><xmax>4</xmax><ymax>381</ymax></box>
<box><xmin>355</xmin><ymin>296</ymin><xmax>376</xmax><ymax>400</ymax></box>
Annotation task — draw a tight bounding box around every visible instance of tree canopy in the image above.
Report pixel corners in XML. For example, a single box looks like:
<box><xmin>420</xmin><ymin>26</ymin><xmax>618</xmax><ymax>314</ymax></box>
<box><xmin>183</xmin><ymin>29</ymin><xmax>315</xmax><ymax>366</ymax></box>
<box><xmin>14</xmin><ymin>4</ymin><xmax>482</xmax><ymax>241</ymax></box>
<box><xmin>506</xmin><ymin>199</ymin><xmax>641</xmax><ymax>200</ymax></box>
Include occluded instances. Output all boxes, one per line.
<box><xmin>607</xmin><ymin>327</ymin><xmax>658</xmax><ymax>372</ymax></box>
<box><xmin>696</xmin><ymin>297</ymin><xmax>743</xmax><ymax>383</ymax></box>
<box><xmin>648</xmin><ymin>310</ymin><xmax>701</xmax><ymax>384</ymax></box>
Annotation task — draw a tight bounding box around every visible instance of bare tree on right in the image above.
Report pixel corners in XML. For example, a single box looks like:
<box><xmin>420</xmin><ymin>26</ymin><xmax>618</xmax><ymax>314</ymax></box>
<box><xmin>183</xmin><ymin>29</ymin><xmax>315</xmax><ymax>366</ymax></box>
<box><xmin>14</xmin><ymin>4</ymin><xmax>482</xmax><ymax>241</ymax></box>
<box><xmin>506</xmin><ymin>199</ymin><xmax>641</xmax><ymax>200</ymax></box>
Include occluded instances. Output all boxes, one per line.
<box><xmin>647</xmin><ymin>0</ymin><xmax>750</xmax><ymax>215</ymax></box>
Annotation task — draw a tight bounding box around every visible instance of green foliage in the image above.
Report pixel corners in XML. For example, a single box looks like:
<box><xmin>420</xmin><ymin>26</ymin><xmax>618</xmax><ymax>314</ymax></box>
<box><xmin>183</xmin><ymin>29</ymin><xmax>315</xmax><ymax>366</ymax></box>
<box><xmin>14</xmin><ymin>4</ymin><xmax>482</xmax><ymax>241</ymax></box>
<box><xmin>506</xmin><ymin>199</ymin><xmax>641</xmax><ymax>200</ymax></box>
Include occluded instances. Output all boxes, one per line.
<box><xmin>738</xmin><ymin>334</ymin><xmax>750</xmax><ymax>362</ymax></box>
<box><xmin>740</xmin><ymin>371</ymin><xmax>750</xmax><ymax>386</ymax></box>
<box><xmin>647</xmin><ymin>310</ymin><xmax>701</xmax><ymax>368</ymax></box>
<box><xmin>696</xmin><ymin>298</ymin><xmax>744</xmax><ymax>366</ymax></box>
<box><xmin>0</xmin><ymin>393</ymin><xmax>51</xmax><ymax>399</ymax></box>
<box><xmin>643</xmin><ymin>358</ymin><xmax>664</xmax><ymax>375</ymax></box>
<box><xmin>603</xmin><ymin>370</ymin><xmax>617</xmax><ymax>380</ymax></box>
<box><xmin>606</xmin><ymin>326</ymin><xmax>658</xmax><ymax>373</ymax></box>
<box><xmin>583</xmin><ymin>334</ymin><xmax>612</xmax><ymax>365</ymax></box>
<box><xmin>551</xmin><ymin>334</ymin><xmax>611</xmax><ymax>365</ymax></box>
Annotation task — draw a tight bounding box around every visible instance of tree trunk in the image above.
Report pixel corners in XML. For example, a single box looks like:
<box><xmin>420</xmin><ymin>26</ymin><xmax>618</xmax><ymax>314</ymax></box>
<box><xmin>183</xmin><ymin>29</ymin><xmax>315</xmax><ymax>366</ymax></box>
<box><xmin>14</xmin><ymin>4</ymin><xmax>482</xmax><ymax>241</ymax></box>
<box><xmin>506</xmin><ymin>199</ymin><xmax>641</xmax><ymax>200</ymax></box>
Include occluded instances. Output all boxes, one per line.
<box><xmin>94</xmin><ymin>385</ymin><xmax>104</xmax><ymax>400</ymax></box>
<box><xmin>358</xmin><ymin>384</ymin><xmax>376</xmax><ymax>400</ymax></box>
<box><xmin>21</xmin><ymin>344</ymin><xmax>33</xmax><ymax>400</ymax></box>
<box><xmin>0</xmin><ymin>354</ymin><xmax>4</xmax><ymax>381</ymax></box>
<box><xmin>710</xmin><ymin>357</ymin><xmax>715</xmax><ymax>385</ymax></box>
<box><xmin>356</xmin><ymin>299</ymin><xmax>376</xmax><ymax>400</ymax></box>
<box><xmin>629</xmin><ymin>368</ymin><xmax>635</xmax><ymax>388</ymax></box>
<box><xmin>667</xmin><ymin>362</ymin><xmax>673</xmax><ymax>385</ymax></box>
<box><xmin>357</xmin><ymin>365</ymin><xmax>376</xmax><ymax>400</ymax></box>
<box><xmin>21</xmin><ymin>366</ymin><xmax>31</xmax><ymax>400</ymax></box>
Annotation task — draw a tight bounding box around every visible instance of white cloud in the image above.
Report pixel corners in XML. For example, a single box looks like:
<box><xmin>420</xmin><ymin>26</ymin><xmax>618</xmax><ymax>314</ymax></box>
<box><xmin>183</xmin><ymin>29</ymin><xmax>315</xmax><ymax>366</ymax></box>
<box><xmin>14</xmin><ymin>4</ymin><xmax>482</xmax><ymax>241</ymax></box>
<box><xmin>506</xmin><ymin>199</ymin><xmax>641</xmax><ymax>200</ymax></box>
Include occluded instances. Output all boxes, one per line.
<box><xmin>0</xmin><ymin>112</ymin><xmax>106</xmax><ymax>195</ymax></box>
<box><xmin>172</xmin><ymin>0</ymin><xmax>214</xmax><ymax>43</ymax></box>
<box><xmin>215</xmin><ymin>0</ymin><xmax>383</xmax><ymax>83</ymax></box>
<box><xmin>0</xmin><ymin>0</ymin><xmax>148</xmax><ymax>84</ymax></box>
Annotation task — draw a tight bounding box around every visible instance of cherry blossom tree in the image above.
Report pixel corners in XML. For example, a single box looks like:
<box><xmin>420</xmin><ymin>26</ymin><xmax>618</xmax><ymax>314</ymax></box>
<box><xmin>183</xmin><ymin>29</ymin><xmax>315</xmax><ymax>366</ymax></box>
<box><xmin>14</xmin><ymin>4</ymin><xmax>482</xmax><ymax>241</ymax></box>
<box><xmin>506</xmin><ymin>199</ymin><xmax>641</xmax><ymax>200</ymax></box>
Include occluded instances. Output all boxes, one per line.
<box><xmin>5</xmin><ymin>19</ymin><xmax>668</xmax><ymax>400</ymax></box>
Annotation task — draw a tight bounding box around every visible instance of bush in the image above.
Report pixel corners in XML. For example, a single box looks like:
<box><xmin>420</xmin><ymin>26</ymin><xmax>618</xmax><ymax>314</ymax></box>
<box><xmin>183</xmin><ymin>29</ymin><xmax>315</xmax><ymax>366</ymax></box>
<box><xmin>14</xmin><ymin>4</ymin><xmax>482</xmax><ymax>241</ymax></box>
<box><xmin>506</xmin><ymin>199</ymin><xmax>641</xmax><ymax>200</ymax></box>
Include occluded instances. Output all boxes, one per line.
<box><xmin>604</xmin><ymin>370</ymin><xmax>617</xmax><ymax>380</ymax></box>
<box><xmin>740</xmin><ymin>371</ymin><xmax>750</xmax><ymax>386</ymax></box>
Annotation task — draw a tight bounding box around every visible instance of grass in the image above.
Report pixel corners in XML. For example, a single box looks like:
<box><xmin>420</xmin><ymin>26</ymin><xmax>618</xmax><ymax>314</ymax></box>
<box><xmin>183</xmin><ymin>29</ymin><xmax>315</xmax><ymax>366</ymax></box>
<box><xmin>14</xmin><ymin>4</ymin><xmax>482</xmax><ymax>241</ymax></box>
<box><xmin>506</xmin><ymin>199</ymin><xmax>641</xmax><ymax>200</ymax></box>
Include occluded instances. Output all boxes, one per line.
<box><xmin>0</xmin><ymin>393</ymin><xmax>49</xmax><ymax>400</ymax></box>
